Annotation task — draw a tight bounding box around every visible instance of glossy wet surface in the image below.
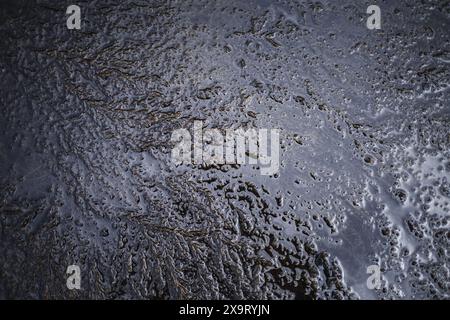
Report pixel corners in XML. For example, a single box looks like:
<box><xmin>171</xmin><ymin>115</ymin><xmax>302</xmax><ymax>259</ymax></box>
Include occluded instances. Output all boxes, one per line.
<box><xmin>0</xmin><ymin>0</ymin><xmax>449</xmax><ymax>299</ymax></box>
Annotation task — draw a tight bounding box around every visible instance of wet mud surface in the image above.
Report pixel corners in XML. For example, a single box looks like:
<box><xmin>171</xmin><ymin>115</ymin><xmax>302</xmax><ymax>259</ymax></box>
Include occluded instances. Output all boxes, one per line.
<box><xmin>0</xmin><ymin>0</ymin><xmax>449</xmax><ymax>299</ymax></box>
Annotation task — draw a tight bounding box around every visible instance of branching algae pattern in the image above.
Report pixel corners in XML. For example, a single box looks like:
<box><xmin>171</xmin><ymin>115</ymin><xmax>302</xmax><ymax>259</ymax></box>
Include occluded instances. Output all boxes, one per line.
<box><xmin>0</xmin><ymin>0</ymin><xmax>449</xmax><ymax>299</ymax></box>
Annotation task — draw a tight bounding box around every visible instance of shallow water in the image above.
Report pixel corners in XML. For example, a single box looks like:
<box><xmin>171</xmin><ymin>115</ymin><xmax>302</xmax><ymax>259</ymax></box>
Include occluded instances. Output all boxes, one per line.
<box><xmin>0</xmin><ymin>0</ymin><xmax>449</xmax><ymax>299</ymax></box>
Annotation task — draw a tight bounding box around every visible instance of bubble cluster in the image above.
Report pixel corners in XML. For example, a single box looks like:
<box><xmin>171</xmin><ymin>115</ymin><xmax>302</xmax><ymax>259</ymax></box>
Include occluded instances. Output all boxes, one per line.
<box><xmin>0</xmin><ymin>0</ymin><xmax>448</xmax><ymax>299</ymax></box>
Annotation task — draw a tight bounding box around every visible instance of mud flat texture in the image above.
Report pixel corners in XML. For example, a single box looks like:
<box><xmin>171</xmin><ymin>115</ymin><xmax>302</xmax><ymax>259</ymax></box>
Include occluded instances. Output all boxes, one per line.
<box><xmin>0</xmin><ymin>0</ymin><xmax>449</xmax><ymax>300</ymax></box>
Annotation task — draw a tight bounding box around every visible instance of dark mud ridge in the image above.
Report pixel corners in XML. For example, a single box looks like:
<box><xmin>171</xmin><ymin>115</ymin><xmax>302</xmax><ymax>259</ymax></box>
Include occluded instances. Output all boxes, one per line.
<box><xmin>0</xmin><ymin>0</ymin><xmax>449</xmax><ymax>299</ymax></box>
